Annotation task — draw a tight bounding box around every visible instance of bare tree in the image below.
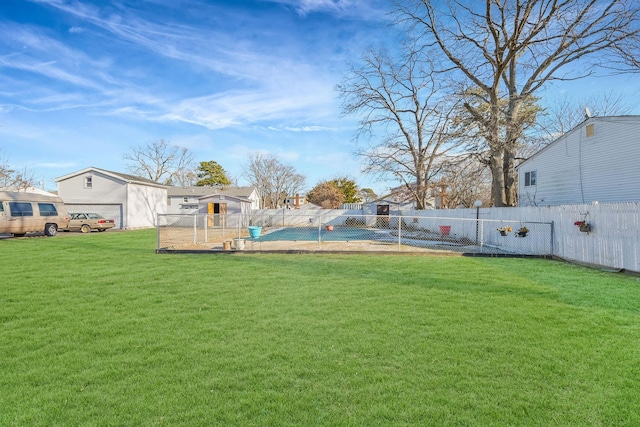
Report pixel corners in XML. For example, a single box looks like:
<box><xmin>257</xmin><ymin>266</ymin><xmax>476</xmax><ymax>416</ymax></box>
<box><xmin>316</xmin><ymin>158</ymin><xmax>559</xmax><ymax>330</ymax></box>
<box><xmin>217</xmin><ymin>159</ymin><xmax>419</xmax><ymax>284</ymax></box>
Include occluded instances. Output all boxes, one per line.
<box><xmin>244</xmin><ymin>154</ymin><xmax>306</xmax><ymax>209</ymax></box>
<box><xmin>395</xmin><ymin>0</ymin><xmax>640</xmax><ymax>206</ymax></box>
<box><xmin>337</xmin><ymin>46</ymin><xmax>465</xmax><ymax>209</ymax></box>
<box><xmin>0</xmin><ymin>155</ymin><xmax>36</xmax><ymax>190</ymax></box>
<box><xmin>539</xmin><ymin>91</ymin><xmax>631</xmax><ymax>139</ymax></box>
<box><xmin>442</xmin><ymin>156</ymin><xmax>492</xmax><ymax>208</ymax></box>
<box><xmin>0</xmin><ymin>155</ymin><xmax>15</xmax><ymax>188</ymax></box>
<box><xmin>123</xmin><ymin>139</ymin><xmax>194</xmax><ymax>185</ymax></box>
<box><xmin>357</xmin><ymin>188</ymin><xmax>378</xmax><ymax>203</ymax></box>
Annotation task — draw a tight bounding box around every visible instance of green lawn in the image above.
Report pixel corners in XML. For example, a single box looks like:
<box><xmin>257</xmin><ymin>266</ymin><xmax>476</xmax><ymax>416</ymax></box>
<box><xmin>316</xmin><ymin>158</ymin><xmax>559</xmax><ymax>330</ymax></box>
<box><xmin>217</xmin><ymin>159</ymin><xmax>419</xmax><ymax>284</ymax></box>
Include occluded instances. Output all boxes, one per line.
<box><xmin>1</xmin><ymin>229</ymin><xmax>640</xmax><ymax>426</ymax></box>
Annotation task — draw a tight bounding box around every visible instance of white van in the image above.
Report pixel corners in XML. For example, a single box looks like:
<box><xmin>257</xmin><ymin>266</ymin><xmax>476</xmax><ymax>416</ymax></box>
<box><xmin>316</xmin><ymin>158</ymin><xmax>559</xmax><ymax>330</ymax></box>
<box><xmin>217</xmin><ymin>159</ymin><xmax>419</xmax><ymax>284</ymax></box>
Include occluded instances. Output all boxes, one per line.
<box><xmin>0</xmin><ymin>191</ymin><xmax>70</xmax><ymax>237</ymax></box>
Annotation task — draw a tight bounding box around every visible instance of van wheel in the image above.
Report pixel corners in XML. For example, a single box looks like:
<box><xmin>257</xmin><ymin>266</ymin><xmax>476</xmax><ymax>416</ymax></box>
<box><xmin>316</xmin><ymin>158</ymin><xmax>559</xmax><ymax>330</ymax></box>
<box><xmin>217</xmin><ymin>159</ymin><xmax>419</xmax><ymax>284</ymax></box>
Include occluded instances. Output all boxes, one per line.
<box><xmin>80</xmin><ymin>224</ymin><xmax>91</xmax><ymax>233</ymax></box>
<box><xmin>44</xmin><ymin>224</ymin><xmax>58</xmax><ymax>237</ymax></box>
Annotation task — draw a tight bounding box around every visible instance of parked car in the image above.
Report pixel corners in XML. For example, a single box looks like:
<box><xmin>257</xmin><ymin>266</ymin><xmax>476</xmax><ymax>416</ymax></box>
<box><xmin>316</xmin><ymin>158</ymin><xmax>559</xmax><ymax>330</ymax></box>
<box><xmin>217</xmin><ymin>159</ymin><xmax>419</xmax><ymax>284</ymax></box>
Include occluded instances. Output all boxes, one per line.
<box><xmin>64</xmin><ymin>213</ymin><xmax>115</xmax><ymax>233</ymax></box>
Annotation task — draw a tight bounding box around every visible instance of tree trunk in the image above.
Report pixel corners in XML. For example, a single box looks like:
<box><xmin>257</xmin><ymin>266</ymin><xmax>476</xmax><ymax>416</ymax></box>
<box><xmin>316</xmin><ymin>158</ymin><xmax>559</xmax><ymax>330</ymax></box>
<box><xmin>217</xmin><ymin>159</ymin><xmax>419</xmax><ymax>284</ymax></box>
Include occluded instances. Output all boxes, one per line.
<box><xmin>503</xmin><ymin>147</ymin><xmax>517</xmax><ymax>206</ymax></box>
<box><xmin>489</xmin><ymin>150</ymin><xmax>506</xmax><ymax>207</ymax></box>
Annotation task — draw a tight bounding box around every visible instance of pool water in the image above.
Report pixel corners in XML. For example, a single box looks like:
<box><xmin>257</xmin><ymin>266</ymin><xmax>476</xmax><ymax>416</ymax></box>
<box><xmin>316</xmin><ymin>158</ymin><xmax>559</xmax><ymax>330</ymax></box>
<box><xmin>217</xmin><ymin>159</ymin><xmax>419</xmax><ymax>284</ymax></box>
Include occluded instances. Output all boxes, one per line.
<box><xmin>256</xmin><ymin>226</ymin><xmax>384</xmax><ymax>242</ymax></box>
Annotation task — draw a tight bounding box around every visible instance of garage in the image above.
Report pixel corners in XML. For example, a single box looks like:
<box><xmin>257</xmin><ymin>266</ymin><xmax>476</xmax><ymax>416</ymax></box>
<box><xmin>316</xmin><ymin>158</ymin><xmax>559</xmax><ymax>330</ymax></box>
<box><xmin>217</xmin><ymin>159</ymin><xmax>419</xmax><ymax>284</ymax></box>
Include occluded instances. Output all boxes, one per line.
<box><xmin>64</xmin><ymin>204</ymin><xmax>123</xmax><ymax>230</ymax></box>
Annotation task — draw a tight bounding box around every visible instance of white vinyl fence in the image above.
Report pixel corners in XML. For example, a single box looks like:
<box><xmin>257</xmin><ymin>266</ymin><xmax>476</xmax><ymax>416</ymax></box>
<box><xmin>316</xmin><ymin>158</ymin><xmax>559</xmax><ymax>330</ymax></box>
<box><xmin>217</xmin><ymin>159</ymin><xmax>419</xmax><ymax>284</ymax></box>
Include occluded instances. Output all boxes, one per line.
<box><xmin>399</xmin><ymin>202</ymin><xmax>640</xmax><ymax>273</ymax></box>
<box><xmin>157</xmin><ymin>202</ymin><xmax>639</xmax><ymax>273</ymax></box>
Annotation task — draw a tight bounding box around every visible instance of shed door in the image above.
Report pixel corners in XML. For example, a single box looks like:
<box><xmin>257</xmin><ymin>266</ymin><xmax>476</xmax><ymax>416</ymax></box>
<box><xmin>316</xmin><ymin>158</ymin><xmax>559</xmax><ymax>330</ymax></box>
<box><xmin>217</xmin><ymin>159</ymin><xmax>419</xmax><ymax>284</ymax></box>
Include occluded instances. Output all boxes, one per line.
<box><xmin>376</xmin><ymin>204</ymin><xmax>390</xmax><ymax>228</ymax></box>
<box><xmin>207</xmin><ymin>203</ymin><xmax>227</xmax><ymax>226</ymax></box>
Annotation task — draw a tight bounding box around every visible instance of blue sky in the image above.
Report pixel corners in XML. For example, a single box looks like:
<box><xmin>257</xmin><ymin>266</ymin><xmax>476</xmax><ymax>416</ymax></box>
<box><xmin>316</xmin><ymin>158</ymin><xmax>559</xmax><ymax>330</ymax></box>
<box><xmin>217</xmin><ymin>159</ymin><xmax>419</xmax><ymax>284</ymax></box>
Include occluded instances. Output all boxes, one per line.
<box><xmin>2</xmin><ymin>0</ymin><xmax>640</xmax><ymax>195</ymax></box>
<box><xmin>0</xmin><ymin>0</ymin><xmax>393</xmax><ymax>193</ymax></box>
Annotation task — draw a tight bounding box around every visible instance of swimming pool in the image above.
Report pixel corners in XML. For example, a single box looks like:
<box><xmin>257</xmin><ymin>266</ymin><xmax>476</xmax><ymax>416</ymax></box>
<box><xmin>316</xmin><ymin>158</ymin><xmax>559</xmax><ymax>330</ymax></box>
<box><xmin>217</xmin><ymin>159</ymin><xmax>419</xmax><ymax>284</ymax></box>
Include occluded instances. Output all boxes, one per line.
<box><xmin>256</xmin><ymin>226</ymin><xmax>387</xmax><ymax>242</ymax></box>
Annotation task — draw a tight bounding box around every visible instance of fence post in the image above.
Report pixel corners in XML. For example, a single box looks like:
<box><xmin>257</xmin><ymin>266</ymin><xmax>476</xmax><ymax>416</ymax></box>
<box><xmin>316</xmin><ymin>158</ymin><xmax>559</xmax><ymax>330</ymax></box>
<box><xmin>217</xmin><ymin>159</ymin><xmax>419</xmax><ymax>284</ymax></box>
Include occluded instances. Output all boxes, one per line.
<box><xmin>550</xmin><ymin>221</ymin><xmax>555</xmax><ymax>256</ymax></box>
<box><xmin>193</xmin><ymin>214</ymin><xmax>197</xmax><ymax>245</ymax></box>
<box><xmin>397</xmin><ymin>214</ymin><xmax>402</xmax><ymax>252</ymax></box>
<box><xmin>156</xmin><ymin>214</ymin><xmax>161</xmax><ymax>251</ymax></box>
<box><xmin>318</xmin><ymin>214</ymin><xmax>322</xmax><ymax>250</ymax></box>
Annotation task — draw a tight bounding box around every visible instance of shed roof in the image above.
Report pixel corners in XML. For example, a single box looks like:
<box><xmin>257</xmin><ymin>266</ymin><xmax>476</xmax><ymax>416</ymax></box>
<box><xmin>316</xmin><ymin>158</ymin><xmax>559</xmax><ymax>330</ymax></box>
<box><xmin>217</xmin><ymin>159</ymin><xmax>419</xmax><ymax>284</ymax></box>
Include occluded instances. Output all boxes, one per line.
<box><xmin>167</xmin><ymin>186</ymin><xmax>256</xmax><ymax>198</ymax></box>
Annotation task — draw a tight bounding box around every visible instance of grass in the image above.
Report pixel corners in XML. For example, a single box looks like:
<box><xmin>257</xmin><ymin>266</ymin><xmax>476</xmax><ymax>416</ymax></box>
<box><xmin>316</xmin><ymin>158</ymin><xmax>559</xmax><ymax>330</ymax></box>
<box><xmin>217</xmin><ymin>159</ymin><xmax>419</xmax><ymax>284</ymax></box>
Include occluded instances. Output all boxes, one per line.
<box><xmin>1</xmin><ymin>229</ymin><xmax>640</xmax><ymax>426</ymax></box>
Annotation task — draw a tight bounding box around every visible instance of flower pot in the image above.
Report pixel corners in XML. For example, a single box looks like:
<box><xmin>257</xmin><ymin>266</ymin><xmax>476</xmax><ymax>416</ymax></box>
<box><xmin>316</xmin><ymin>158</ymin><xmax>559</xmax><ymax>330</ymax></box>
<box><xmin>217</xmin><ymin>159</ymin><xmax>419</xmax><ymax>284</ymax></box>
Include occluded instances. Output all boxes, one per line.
<box><xmin>579</xmin><ymin>224</ymin><xmax>591</xmax><ymax>233</ymax></box>
<box><xmin>439</xmin><ymin>225</ymin><xmax>451</xmax><ymax>236</ymax></box>
<box><xmin>325</xmin><ymin>225</ymin><xmax>334</xmax><ymax>231</ymax></box>
<box><xmin>499</xmin><ymin>230</ymin><xmax>508</xmax><ymax>236</ymax></box>
<box><xmin>248</xmin><ymin>226</ymin><xmax>262</xmax><ymax>239</ymax></box>
<box><xmin>516</xmin><ymin>231</ymin><xmax>528</xmax><ymax>238</ymax></box>
<box><xmin>233</xmin><ymin>238</ymin><xmax>245</xmax><ymax>250</ymax></box>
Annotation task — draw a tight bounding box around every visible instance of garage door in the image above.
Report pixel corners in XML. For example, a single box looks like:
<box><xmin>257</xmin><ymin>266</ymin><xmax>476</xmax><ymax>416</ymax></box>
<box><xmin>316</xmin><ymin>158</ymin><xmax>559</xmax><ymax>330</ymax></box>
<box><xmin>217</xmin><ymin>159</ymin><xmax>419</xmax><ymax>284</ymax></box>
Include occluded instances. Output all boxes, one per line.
<box><xmin>64</xmin><ymin>204</ymin><xmax>123</xmax><ymax>230</ymax></box>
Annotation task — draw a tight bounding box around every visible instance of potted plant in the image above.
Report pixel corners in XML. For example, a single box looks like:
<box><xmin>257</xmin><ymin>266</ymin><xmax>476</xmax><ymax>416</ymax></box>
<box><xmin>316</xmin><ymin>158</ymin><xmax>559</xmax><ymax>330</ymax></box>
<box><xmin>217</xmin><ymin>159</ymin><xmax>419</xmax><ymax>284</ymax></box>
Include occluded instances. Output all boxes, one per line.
<box><xmin>248</xmin><ymin>226</ymin><xmax>262</xmax><ymax>239</ymax></box>
<box><xmin>496</xmin><ymin>226</ymin><xmax>512</xmax><ymax>236</ymax></box>
<box><xmin>439</xmin><ymin>225</ymin><xmax>452</xmax><ymax>236</ymax></box>
<box><xmin>515</xmin><ymin>226</ymin><xmax>529</xmax><ymax>237</ymax></box>
<box><xmin>574</xmin><ymin>221</ymin><xmax>591</xmax><ymax>233</ymax></box>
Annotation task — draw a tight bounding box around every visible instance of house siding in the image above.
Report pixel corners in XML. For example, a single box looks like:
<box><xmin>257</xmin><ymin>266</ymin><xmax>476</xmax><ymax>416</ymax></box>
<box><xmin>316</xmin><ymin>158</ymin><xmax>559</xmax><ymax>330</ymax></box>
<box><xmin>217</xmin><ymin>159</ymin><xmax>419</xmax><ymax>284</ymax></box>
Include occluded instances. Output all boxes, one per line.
<box><xmin>58</xmin><ymin>171</ymin><xmax>128</xmax><ymax>204</ymax></box>
<box><xmin>127</xmin><ymin>183</ymin><xmax>167</xmax><ymax>228</ymax></box>
<box><xmin>57</xmin><ymin>168</ymin><xmax>167</xmax><ymax>229</ymax></box>
<box><xmin>519</xmin><ymin>116</ymin><xmax>640</xmax><ymax>206</ymax></box>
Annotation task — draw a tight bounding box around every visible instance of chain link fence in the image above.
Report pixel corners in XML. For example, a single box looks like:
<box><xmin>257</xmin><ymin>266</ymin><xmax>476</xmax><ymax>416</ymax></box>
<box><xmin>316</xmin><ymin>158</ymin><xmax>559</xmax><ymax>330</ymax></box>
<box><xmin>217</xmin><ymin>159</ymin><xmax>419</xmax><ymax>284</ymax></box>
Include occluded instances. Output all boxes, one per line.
<box><xmin>157</xmin><ymin>213</ymin><xmax>553</xmax><ymax>256</ymax></box>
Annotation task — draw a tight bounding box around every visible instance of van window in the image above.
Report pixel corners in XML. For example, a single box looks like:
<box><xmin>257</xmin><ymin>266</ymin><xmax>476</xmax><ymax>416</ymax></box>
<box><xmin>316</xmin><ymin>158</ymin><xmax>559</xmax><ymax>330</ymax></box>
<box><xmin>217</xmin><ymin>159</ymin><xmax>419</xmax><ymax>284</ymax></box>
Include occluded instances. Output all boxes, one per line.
<box><xmin>0</xmin><ymin>203</ymin><xmax>4</xmax><ymax>213</ymax></box>
<box><xmin>38</xmin><ymin>203</ymin><xmax>58</xmax><ymax>216</ymax></box>
<box><xmin>9</xmin><ymin>202</ymin><xmax>34</xmax><ymax>217</ymax></box>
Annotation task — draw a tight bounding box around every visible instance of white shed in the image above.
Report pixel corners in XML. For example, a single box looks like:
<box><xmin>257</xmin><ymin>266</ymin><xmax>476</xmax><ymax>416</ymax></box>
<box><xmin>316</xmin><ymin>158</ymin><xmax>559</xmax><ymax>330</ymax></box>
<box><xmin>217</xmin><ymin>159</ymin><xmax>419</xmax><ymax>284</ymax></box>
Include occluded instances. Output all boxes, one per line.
<box><xmin>198</xmin><ymin>194</ymin><xmax>252</xmax><ymax>228</ymax></box>
<box><xmin>517</xmin><ymin>116</ymin><xmax>640</xmax><ymax>206</ymax></box>
<box><xmin>167</xmin><ymin>186</ymin><xmax>260</xmax><ymax>213</ymax></box>
<box><xmin>55</xmin><ymin>167</ymin><xmax>167</xmax><ymax>229</ymax></box>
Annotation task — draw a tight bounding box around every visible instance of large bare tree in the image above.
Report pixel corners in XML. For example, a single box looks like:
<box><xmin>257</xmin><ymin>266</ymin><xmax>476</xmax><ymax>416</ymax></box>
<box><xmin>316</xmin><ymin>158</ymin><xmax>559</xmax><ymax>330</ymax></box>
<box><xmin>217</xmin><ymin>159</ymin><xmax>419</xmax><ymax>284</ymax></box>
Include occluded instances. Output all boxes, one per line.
<box><xmin>395</xmin><ymin>0</ymin><xmax>640</xmax><ymax>206</ymax></box>
<box><xmin>337</xmin><ymin>46</ymin><xmax>465</xmax><ymax>210</ymax></box>
<box><xmin>244</xmin><ymin>154</ymin><xmax>306</xmax><ymax>209</ymax></box>
<box><xmin>123</xmin><ymin>139</ymin><xmax>195</xmax><ymax>185</ymax></box>
<box><xmin>0</xmin><ymin>154</ymin><xmax>36</xmax><ymax>190</ymax></box>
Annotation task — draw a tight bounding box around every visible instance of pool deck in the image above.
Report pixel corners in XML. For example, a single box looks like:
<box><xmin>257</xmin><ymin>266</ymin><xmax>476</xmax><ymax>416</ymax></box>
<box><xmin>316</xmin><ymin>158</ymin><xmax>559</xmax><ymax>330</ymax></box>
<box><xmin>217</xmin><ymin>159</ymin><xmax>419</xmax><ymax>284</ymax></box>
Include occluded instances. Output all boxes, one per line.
<box><xmin>157</xmin><ymin>226</ymin><xmax>520</xmax><ymax>255</ymax></box>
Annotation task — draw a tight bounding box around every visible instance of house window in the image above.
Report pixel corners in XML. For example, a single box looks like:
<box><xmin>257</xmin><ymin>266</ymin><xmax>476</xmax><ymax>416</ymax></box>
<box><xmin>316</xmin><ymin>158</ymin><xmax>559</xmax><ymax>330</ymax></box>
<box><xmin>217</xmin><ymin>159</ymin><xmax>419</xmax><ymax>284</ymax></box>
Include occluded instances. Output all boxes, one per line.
<box><xmin>586</xmin><ymin>124</ymin><xmax>594</xmax><ymax>138</ymax></box>
<box><xmin>167</xmin><ymin>197</ymin><xmax>172</xmax><ymax>206</ymax></box>
<box><xmin>85</xmin><ymin>176</ymin><xmax>93</xmax><ymax>189</ymax></box>
<box><xmin>183</xmin><ymin>197</ymin><xmax>189</xmax><ymax>203</ymax></box>
<box><xmin>524</xmin><ymin>170</ymin><xmax>537</xmax><ymax>187</ymax></box>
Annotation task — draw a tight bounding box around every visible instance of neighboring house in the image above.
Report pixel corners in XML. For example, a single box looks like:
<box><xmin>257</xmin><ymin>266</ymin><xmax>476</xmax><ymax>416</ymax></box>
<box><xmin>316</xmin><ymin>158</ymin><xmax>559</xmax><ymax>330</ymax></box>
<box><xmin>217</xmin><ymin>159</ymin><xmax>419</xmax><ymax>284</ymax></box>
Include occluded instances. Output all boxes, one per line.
<box><xmin>284</xmin><ymin>193</ymin><xmax>308</xmax><ymax>209</ymax></box>
<box><xmin>366</xmin><ymin>184</ymin><xmax>441</xmax><ymax>215</ymax></box>
<box><xmin>55</xmin><ymin>167</ymin><xmax>167</xmax><ymax>229</ymax></box>
<box><xmin>0</xmin><ymin>186</ymin><xmax>57</xmax><ymax>197</ymax></box>
<box><xmin>517</xmin><ymin>116</ymin><xmax>640</xmax><ymax>206</ymax></box>
<box><xmin>166</xmin><ymin>186</ymin><xmax>260</xmax><ymax>213</ymax></box>
<box><xmin>363</xmin><ymin>196</ymin><xmax>421</xmax><ymax>216</ymax></box>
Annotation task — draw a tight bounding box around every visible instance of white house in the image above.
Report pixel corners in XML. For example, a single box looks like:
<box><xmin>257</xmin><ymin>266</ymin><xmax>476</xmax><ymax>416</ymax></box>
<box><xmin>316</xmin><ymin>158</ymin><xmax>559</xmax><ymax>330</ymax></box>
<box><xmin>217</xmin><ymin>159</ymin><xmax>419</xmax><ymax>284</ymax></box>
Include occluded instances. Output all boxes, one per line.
<box><xmin>55</xmin><ymin>167</ymin><xmax>167</xmax><ymax>229</ymax></box>
<box><xmin>517</xmin><ymin>116</ymin><xmax>640</xmax><ymax>206</ymax></box>
<box><xmin>166</xmin><ymin>186</ymin><xmax>260</xmax><ymax>213</ymax></box>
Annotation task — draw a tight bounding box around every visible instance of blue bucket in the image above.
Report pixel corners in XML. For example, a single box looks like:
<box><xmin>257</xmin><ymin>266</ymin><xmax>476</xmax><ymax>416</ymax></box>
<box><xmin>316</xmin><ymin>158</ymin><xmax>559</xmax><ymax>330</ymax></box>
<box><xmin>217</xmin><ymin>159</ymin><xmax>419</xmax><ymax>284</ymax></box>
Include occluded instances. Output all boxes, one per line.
<box><xmin>248</xmin><ymin>226</ymin><xmax>262</xmax><ymax>239</ymax></box>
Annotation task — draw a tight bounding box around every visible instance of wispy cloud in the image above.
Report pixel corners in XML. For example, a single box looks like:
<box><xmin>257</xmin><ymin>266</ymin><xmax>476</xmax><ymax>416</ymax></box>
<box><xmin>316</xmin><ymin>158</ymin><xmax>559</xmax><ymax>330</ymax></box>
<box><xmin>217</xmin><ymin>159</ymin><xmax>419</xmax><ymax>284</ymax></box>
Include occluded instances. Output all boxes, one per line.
<box><xmin>17</xmin><ymin>0</ymin><xmax>348</xmax><ymax>130</ymax></box>
<box><xmin>264</xmin><ymin>0</ymin><xmax>385</xmax><ymax>19</ymax></box>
